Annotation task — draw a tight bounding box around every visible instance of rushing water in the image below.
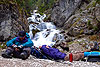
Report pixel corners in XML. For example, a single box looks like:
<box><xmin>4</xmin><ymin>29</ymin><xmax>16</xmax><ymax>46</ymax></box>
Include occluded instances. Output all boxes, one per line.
<box><xmin>28</xmin><ymin>10</ymin><xmax>64</xmax><ymax>47</ymax></box>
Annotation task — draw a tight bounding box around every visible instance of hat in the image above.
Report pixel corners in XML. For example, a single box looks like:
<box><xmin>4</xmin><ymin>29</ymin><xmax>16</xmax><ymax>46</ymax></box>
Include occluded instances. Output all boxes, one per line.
<box><xmin>18</xmin><ymin>31</ymin><xmax>26</xmax><ymax>37</ymax></box>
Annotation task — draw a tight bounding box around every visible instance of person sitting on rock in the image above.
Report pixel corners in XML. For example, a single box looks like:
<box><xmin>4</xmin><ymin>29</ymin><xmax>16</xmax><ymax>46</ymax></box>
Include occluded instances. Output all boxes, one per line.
<box><xmin>2</xmin><ymin>31</ymin><xmax>33</xmax><ymax>60</ymax></box>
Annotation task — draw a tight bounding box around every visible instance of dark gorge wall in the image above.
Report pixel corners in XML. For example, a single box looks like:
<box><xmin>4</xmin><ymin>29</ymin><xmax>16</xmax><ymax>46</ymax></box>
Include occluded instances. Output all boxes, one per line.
<box><xmin>0</xmin><ymin>2</ymin><xmax>29</xmax><ymax>41</ymax></box>
<box><xmin>51</xmin><ymin>0</ymin><xmax>100</xmax><ymax>36</ymax></box>
<box><xmin>51</xmin><ymin>0</ymin><xmax>82</xmax><ymax>27</ymax></box>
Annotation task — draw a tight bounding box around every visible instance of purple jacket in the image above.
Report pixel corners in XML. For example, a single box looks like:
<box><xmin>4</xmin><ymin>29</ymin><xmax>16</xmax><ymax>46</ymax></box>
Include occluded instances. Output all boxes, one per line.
<box><xmin>40</xmin><ymin>45</ymin><xmax>67</xmax><ymax>60</ymax></box>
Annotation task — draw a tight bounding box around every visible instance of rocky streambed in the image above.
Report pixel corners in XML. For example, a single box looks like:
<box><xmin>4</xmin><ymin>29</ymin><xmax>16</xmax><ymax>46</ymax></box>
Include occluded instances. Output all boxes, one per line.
<box><xmin>0</xmin><ymin>36</ymin><xmax>100</xmax><ymax>67</ymax></box>
<box><xmin>0</xmin><ymin>56</ymin><xmax>100</xmax><ymax>67</ymax></box>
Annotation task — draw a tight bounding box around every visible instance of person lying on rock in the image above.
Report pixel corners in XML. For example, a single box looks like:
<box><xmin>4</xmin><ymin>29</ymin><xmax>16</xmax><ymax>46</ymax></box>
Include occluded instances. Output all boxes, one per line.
<box><xmin>2</xmin><ymin>31</ymin><xmax>33</xmax><ymax>60</ymax></box>
<box><xmin>31</xmin><ymin>41</ymin><xmax>69</xmax><ymax>60</ymax></box>
<box><xmin>38</xmin><ymin>45</ymin><xmax>84</xmax><ymax>62</ymax></box>
<box><xmin>38</xmin><ymin>41</ymin><xmax>100</xmax><ymax>62</ymax></box>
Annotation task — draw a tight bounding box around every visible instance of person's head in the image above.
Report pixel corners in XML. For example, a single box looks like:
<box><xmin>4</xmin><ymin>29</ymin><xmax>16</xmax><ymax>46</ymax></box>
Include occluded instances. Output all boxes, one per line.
<box><xmin>39</xmin><ymin>46</ymin><xmax>42</xmax><ymax>49</ymax></box>
<box><xmin>18</xmin><ymin>31</ymin><xmax>26</xmax><ymax>40</ymax></box>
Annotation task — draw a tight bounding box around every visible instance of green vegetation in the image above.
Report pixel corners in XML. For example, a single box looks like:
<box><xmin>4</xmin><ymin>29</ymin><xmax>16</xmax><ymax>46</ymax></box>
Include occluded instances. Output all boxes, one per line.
<box><xmin>87</xmin><ymin>20</ymin><xmax>93</xmax><ymax>30</ymax></box>
<box><xmin>87</xmin><ymin>20</ymin><xmax>91</xmax><ymax>26</ymax></box>
<box><xmin>35</xmin><ymin>0</ymin><xmax>57</xmax><ymax>13</ymax></box>
<box><xmin>15</xmin><ymin>0</ymin><xmax>35</xmax><ymax>16</ymax></box>
<box><xmin>0</xmin><ymin>0</ymin><xmax>32</xmax><ymax>16</ymax></box>
<box><xmin>0</xmin><ymin>42</ymin><xmax>7</xmax><ymax>49</ymax></box>
<box><xmin>80</xmin><ymin>30</ymin><xmax>84</xmax><ymax>34</ymax></box>
<box><xmin>0</xmin><ymin>0</ymin><xmax>56</xmax><ymax>16</ymax></box>
<box><xmin>73</xmin><ymin>18</ymin><xmax>81</xmax><ymax>26</ymax></box>
<box><xmin>93</xmin><ymin>26</ymin><xmax>99</xmax><ymax>31</ymax></box>
<box><xmin>79</xmin><ymin>9</ymin><xmax>82</xmax><ymax>13</ymax></box>
<box><xmin>86</xmin><ymin>0</ymin><xmax>100</xmax><ymax>10</ymax></box>
<box><xmin>68</xmin><ymin>41</ymin><xmax>74</xmax><ymax>45</ymax></box>
<box><xmin>96</xmin><ymin>0</ymin><xmax>100</xmax><ymax>4</ymax></box>
<box><xmin>86</xmin><ymin>0</ymin><xmax>96</xmax><ymax>9</ymax></box>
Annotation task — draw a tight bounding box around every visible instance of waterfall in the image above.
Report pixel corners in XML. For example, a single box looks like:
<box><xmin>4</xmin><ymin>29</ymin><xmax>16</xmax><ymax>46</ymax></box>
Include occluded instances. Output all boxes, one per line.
<box><xmin>28</xmin><ymin>10</ymin><xmax>64</xmax><ymax>47</ymax></box>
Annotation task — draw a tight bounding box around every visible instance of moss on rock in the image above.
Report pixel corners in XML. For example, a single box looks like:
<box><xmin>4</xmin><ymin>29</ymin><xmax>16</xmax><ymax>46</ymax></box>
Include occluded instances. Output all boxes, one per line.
<box><xmin>0</xmin><ymin>42</ymin><xmax>7</xmax><ymax>49</ymax></box>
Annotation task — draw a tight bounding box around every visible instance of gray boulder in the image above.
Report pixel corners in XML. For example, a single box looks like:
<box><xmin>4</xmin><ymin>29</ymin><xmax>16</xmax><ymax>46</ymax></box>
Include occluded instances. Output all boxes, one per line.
<box><xmin>51</xmin><ymin>0</ymin><xmax>82</xmax><ymax>27</ymax></box>
<box><xmin>0</xmin><ymin>3</ymin><xmax>29</xmax><ymax>41</ymax></box>
<box><xmin>64</xmin><ymin>0</ymin><xmax>100</xmax><ymax>36</ymax></box>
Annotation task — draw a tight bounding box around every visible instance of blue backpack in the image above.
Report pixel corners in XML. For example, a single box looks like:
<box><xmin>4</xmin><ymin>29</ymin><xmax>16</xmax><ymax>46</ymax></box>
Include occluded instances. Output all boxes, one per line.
<box><xmin>31</xmin><ymin>47</ymin><xmax>47</xmax><ymax>59</ymax></box>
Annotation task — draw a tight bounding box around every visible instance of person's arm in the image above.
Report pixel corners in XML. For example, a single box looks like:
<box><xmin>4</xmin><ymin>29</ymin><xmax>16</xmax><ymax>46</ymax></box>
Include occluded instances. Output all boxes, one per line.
<box><xmin>6</xmin><ymin>37</ymin><xmax>17</xmax><ymax>47</ymax></box>
<box><xmin>39</xmin><ymin>45</ymin><xmax>50</xmax><ymax>54</ymax></box>
<box><xmin>40</xmin><ymin>45</ymin><xmax>47</xmax><ymax>50</ymax></box>
<box><xmin>22</xmin><ymin>38</ymin><xmax>33</xmax><ymax>47</ymax></box>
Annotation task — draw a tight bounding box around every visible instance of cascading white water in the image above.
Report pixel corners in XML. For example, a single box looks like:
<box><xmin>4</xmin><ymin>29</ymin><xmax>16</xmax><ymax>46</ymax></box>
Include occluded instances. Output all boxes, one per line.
<box><xmin>28</xmin><ymin>10</ymin><xmax>64</xmax><ymax>47</ymax></box>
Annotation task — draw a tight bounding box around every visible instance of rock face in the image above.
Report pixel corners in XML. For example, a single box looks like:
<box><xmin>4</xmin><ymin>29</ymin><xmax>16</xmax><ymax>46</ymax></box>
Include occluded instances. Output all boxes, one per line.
<box><xmin>64</xmin><ymin>0</ymin><xmax>100</xmax><ymax>36</ymax></box>
<box><xmin>0</xmin><ymin>3</ymin><xmax>29</xmax><ymax>41</ymax></box>
<box><xmin>51</xmin><ymin>0</ymin><xmax>100</xmax><ymax>36</ymax></box>
<box><xmin>51</xmin><ymin>0</ymin><xmax>82</xmax><ymax>27</ymax></box>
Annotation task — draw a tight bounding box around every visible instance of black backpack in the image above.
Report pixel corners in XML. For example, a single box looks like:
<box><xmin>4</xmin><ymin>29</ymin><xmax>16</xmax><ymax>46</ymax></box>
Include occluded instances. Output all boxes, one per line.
<box><xmin>87</xmin><ymin>56</ymin><xmax>100</xmax><ymax>62</ymax></box>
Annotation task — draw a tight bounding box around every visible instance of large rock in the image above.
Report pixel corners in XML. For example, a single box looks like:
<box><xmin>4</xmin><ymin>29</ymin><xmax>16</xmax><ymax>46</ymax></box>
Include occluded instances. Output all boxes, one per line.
<box><xmin>51</xmin><ymin>0</ymin><xmax>82</xmax><ymax>27</ymax></box>
<box><xmin>94</xmin><ymin>4</ymin><xmax>100</xmax><ymax>22</ymax></box>
<box><xmin>0</xmin><ymin>3</ymin><xmax>29</xmax><ymax>41</ymax></box>
<box><xmin>63</xmin><ymin>0</ymin><xmax>100</xmax><ymax>36</ymax></box>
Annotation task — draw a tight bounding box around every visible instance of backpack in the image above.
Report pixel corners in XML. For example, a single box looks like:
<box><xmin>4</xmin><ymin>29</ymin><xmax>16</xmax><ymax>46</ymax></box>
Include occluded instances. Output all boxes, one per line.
<box><xmin>31</xmin><ymin>47</ymin><xmax>47</xmax><ymax>59</ymax></box>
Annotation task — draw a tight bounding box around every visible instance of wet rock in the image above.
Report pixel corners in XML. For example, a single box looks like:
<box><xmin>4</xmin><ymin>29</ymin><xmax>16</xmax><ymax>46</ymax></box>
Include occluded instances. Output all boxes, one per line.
<box><xmin>32</xmin><ymin>29</ymin><xmax>40</xmax><ymax>37</ymax></box>
<box><xmin>60</xmin><ymin>30</ymin><xmax>65</xmax><ymax>34</ymax></box>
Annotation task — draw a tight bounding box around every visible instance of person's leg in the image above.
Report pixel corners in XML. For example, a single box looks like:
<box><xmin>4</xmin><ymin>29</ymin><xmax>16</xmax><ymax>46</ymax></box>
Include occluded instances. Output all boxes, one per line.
<box><xmin>20</xmin><ymin>47</ymin><xmax>31</xmax><ymax>60</ymax></box>
<box><xmin>13</xmin><ymin>49</ymin><xmax>21</xmax><ymax>58</ymax></box>
<box><xmin>72</xmin><ymin>53</ymin><xmax>84</xmax><ymax>61</ymax></box>
<box><xmin>2</xmin><ymin>47</ymin><xmax>14</xmax><ymax>58</ymax></box>
<box><xmin>55</xmin><ymin>51</ymin><xmax>67</xmax><ymax>60</ymax></box>
<box><xmin>64</xmin><ymin>53</ymin><xmax>84</xmax><ymax>61</ymax></box>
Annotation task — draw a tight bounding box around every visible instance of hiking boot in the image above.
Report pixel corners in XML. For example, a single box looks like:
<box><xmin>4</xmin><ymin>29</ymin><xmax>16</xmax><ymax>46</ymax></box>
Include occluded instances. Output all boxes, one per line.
<box><xmin>20</xmin><ymin>51</ymin><xmax>29</xmax><ymax>60</ymax></box>
<box><xmin>1</xmin><ymin>51</ymin><xmax>12</xmax><ymax>58</ymax></box>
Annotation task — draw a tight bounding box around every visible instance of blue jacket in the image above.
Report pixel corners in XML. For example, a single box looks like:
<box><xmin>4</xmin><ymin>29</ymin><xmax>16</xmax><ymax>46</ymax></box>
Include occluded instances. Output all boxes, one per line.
<box><xmin>6</xmin><ymin>33</ymin><xmax>33</xmax><ymax>47</ymax></box>
<box><xmin>40</xmin><ymin>45</ymin><xmax>66</xmax><ymax>60</ymax></box>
